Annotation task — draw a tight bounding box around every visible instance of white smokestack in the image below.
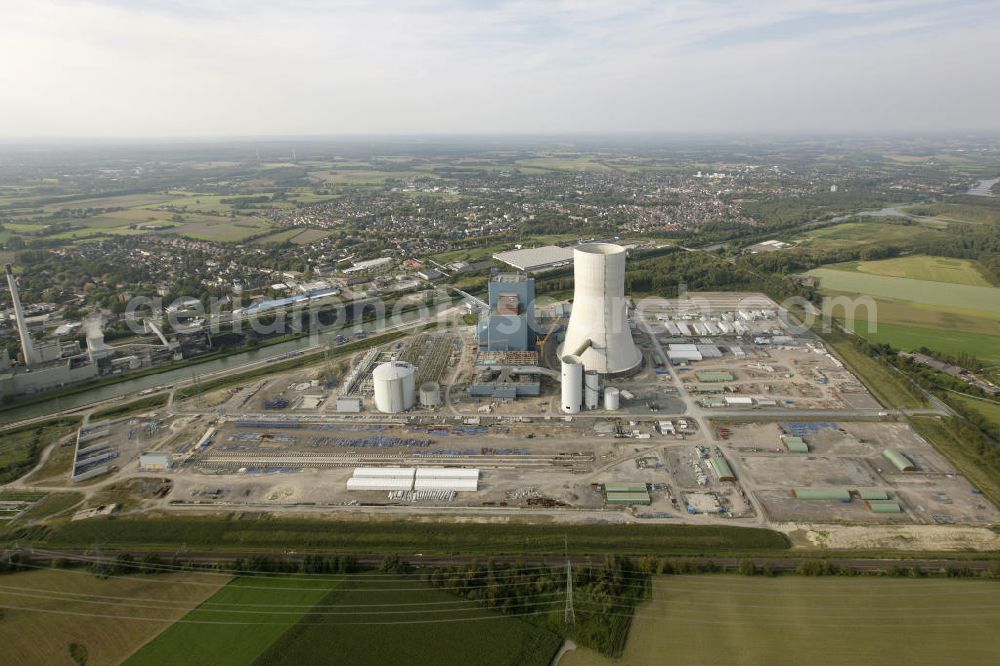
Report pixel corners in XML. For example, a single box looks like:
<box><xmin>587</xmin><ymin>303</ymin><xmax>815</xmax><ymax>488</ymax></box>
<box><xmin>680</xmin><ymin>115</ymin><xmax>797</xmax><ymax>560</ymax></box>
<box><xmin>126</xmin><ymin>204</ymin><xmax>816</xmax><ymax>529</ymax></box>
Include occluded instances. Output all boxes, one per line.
<box><xmin>560</xmin><ymin>243</ymin><xmax>641</xmax><ymax>375</ymax></box>
<box><xmin>5</xmin><ymin>264</ymin><xmax>35</xmax><ymax>367</ymax></box>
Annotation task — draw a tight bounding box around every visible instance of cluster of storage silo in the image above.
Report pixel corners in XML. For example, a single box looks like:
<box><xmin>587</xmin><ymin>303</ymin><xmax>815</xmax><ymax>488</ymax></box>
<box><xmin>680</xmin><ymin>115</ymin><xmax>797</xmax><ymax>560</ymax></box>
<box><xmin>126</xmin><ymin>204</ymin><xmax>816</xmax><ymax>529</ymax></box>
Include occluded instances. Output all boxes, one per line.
<box><xmin>561</xmin><ymin>355</ymin><xmax>622</xmax><ymax>414</ymax></box>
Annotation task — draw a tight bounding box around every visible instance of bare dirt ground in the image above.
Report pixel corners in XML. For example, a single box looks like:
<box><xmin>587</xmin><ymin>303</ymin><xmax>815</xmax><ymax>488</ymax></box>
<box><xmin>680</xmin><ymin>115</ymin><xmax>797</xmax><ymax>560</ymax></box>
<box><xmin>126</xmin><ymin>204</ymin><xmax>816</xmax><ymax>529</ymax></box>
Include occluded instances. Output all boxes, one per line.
<box><xmin>783</xmin><ymin>523</ymin><xmax>1000</xmax><ymax>551</ymax></box>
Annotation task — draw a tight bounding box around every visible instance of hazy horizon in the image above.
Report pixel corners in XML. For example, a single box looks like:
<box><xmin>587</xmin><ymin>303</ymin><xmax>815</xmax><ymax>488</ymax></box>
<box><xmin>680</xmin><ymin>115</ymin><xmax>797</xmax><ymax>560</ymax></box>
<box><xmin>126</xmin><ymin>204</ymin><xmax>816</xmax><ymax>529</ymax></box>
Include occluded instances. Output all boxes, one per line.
<box><xmin>2</xmin><ymin>0</ymin><xmax>999</xmax><ymax>138</ymax></box>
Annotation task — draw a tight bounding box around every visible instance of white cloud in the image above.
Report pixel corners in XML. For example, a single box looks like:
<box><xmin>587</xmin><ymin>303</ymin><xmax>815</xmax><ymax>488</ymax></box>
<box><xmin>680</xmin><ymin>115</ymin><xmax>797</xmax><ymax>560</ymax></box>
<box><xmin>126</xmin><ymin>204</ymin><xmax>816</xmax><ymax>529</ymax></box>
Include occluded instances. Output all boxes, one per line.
<box><xmin>0</xmin><ymin>0</ymin><xmax>997</xmax><ymax>136</ymax></box>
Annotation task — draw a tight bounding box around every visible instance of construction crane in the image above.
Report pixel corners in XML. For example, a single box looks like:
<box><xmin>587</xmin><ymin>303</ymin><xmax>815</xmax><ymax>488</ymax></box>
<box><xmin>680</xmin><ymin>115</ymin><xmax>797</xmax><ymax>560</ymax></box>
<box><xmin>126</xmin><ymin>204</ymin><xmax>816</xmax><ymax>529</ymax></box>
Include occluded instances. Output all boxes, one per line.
<box><xmin>536</xmin><ymin>316</ymin><xmax>565</xmax><ymax>356</ymax></box>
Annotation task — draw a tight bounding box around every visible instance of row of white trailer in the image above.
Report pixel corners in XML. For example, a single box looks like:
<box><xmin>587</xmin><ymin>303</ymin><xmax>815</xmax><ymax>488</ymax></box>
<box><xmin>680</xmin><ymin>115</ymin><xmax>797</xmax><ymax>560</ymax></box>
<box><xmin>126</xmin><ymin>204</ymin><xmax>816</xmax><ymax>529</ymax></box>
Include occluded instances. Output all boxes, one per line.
<box><xmin>346</xmin><ymin>467</ymin><xmax>479</xmax><ymax>492</ymax></box>
<box><xmin>666</xmin><ymin>343</ymin><xmax>745</xmax><ymax>363</ymax></box>
<box><xmin>661</xmin><ymin>319</ymin><xmax>753</xmax><ymax>337</ymax></box>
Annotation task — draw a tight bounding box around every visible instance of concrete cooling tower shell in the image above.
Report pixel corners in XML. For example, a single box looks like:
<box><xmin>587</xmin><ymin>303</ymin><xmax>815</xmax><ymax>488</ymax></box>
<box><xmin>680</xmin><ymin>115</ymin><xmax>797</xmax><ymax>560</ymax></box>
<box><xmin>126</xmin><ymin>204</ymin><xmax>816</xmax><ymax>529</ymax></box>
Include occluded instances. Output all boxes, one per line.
<box><xmin>560</xmin><ymin>243</ymin><xmax>641</xmax><ymax>375</ymax></box>
<box><xmin>373</xmin><ymin>361</ymin><xmax>416</xmax><ymax>413</ymax></box>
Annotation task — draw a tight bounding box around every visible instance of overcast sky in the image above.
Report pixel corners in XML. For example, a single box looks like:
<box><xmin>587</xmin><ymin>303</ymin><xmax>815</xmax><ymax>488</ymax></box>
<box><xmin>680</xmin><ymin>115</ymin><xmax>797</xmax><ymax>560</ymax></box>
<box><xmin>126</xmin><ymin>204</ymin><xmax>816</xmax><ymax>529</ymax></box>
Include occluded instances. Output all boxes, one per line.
<box><xmin>1</xmin><ymin>0</ymin><xmax>998</xmax><ymax>137</ymax></box>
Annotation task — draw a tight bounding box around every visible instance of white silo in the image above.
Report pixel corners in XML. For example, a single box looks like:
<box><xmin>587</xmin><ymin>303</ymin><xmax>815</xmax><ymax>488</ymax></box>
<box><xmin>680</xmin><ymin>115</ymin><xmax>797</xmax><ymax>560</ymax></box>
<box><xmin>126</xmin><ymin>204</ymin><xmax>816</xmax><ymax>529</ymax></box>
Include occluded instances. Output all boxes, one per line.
<box><xmin>419</xmin><ymin>381</ymin><xmax>441</xmax><ymax>408</ymax></box>
<box><xmin>560</xmin><ymin>243</ymin><xmax>641</xmax><ymax>375</ymax></box>
<box><xmin>584</xmin><ymin>370</ymin><xmax>600</xmax><ymax>410</ymax></box>
<box><xmin>561</xmin><ymin>355</ymin><xmax>583</xmax><ymax>414</ymax></box>
<box><xmin>372</xmin><ymin>361</ymin><xmax>416</xmax><ymax>413</ymax></box>
<box><xmin>604</xmin><ymin>387</ymin><xmax>620</xmax><ymax>411</ymax></box>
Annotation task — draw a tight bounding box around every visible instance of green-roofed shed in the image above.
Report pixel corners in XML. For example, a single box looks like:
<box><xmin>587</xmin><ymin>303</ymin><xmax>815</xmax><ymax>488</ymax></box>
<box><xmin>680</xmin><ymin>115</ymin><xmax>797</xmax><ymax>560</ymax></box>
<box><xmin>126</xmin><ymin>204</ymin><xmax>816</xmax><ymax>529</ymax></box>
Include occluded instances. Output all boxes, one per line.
<box><xmin>782</xmin><ymin>436</ymin><xmax>809</xmax><ymax>453</ymax></box>
<box><xmin>703</xmin><ymin>397</ymin><xmax>727</xmax><ymax>408</ymax></box>
<box><xmin>605</xmin><ymin>483</ymin><xmax>649</xmax><ymax>493</ymax></box>
<box><xmin>697</xmin><ymin>371</ymin><xmax>734</xmax><ymax>382</ymax></box>
<box><xmin>883</xmin><ymin>449</ymin><xmax>916</xmax><ymax>472</ymax></box>
<box><xmin>606</xmin><ymin>491</ymin><xmax>651</xmax><ymax>506</ymax></box>
<box><xmin>858</xmin><ymin>490</ymin><xmax>890</xmax><ymax>501</ymax></box>
<box><xmin>709</xmin><ymin>455</ymin><xmax>736</xmax><ymax>482</ymax></box>
<box><xmin>695</xmin><ymin>384</ymin><xmax>725</xmax><ymax>394</ymax></box>
<box><xmin>792</xmin><ymin>488</ymin><xmax>851</xmax><ymax>500</ymax></box>
<box><xmin>867</xmin><ymin>500</ymin><xmax>903</xmax><ymax>513</ymax></box>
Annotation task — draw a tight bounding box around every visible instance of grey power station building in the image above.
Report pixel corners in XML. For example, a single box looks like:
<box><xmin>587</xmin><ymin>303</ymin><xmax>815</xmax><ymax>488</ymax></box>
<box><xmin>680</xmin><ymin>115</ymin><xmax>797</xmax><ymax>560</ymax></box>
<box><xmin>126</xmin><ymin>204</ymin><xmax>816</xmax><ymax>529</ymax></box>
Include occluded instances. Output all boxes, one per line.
<box><xmin>478</xmin><ymin>272</ymin><xmax>536</xmax><ymax>352</ymax></box>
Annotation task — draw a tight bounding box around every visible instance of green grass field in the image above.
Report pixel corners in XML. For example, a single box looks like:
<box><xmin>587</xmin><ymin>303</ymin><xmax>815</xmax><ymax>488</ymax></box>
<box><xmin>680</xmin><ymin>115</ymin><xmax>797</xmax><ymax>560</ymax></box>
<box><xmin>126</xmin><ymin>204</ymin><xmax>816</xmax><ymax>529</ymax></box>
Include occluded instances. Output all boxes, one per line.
<box><xmin>0</xmin><ymin>569</ymin><xmax>228</xmax><ymax>665</ymax></box>
<box><xmin>845</xmin><ymin>319</ymin><xmax>1000</xmax><ymax>366</ymax></box>
<box><xmin>0</xmin><ymin>419</ymin><xmax>79</xmax><ymax>484</ymax></box>
<box><xmin>807</xmin><ymin>268</ymin><xmax>1000</xmax><ymax>315</ymax></box>
<box><xmin>26</xmin><ymin>519</ymin><xmax>789</xmax><ymax>555</ymax></box>
<box><xmin>12</xmin><ymin>491</ymin><xmax>84</xmax><ymax>522</ymax></box>
<box><xmin>127</xmin><ymin>576</ymin><xmax>336</xmax><ymax>666</ymax></box>
<box><xmin>564</xmin><ymin>576</ymin><xmax>1000</xmax><ymax>666</ymax></box>
<box><xmin>905</xmin><ymin>201</ymin><xmax>1000</xmax><ymax>225</ymax></box>
<box><xmin>0</xmin><ymin>491</ymin><xmax>47</xmax><ymax>524</ymax></box>
<box><xmin>949</xmin><ymin>394</ymin><xmax>1000</xmax><ymax>430</ymax></box>
<box><xmin>794</xmin><ymin>221</ymin><xmax>944</xmax><ymax>252</ymax></box>
<box><xmin>254</xmin><ymin>576</ymin><xmax>562</xmax><ymax>666</ymax></box>
<box><xmin>836</xmin><ymin>255</ymin><xmax>994</xmax><ymax>286</ymax></box>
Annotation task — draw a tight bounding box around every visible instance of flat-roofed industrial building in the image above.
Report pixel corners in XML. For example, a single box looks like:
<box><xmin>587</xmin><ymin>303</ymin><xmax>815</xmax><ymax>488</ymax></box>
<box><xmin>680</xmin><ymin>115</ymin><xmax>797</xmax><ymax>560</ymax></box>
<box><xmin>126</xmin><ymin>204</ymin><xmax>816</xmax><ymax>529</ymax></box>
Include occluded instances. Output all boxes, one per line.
<box><xmin>492</xmin><ymin>246</ymin><xmax>575</xmax><ymax>272</ymax></box>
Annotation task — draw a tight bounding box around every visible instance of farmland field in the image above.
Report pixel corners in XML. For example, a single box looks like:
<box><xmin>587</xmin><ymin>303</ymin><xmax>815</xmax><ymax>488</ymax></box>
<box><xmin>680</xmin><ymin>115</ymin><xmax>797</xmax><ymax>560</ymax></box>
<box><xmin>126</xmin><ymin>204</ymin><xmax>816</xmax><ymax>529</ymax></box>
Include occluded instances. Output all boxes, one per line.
<box><xmin>290</xmin><ymin>228</ymin><xmax>333</xmax><ymax>244</ymax></box>
<box><xmin>127</xmin><ymin>576</ymin><xmax>335</xmax><ymax>665</ymax></box>
<box><xmin>831</xmin><ymin>255</ymin><xmax>994</xmax><ymax>287</ymax></box>
<box><xmin>254</xmin><ymin>576</ymin><xmax>562</xmax><ymax>666</ymax></box>
<box><xmin>170</xmin><ymin>218</ymin><xmax>273</xmax><ymax>242</ymax></box>
<box><xmin>0</xmin><ymin>569</ymin><xmax>229</xmax><ymax>665</ymax></box>
<box><xmin>251</xmin><ymin>228</ymin><xmax>333</xmax><ymax>245</ymax></box>
<box><xmin>563</xmin><ymin>576</ymin><xmax>1000</xmax><ymax>666</ymax></box>
<box><xmin>807</xmin><ymin>268</ymin><xmax>1000</xmax><ymax>315</ymax></box>
<box><xmin>251</xmin><ymin>228</ymin><xmax>303</xmax><ymax>245</ymax></box>
<box><xmin>807</xmin><ymin>253</ymin><xmax>1000</xmax><ymax>366</ymax></box>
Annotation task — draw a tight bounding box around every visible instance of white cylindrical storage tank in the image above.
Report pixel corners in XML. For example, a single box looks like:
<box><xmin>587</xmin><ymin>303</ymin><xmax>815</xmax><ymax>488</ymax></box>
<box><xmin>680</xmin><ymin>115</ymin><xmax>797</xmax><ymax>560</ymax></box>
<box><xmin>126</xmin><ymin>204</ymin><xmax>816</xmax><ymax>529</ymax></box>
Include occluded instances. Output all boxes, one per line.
<box><xmin>419</xmin><ymin>381</ymin><xmax>441</xmax><ymax>408</ymax></box>
<box><xmin>604</xmin><ymin>387</ymin><xmax>620</xmax><ymax>411</ymax></box>
<box><xmin>561</xmin><ymin>354</ymin><xmax>583</xmax><ymax>414</ymax></box>
<box><xmin>560</xmin><ymin>243</ymin><xmax>641</xmax><ymax>375</ymax></box>
<box><xmin>372</xmin><ymin>361</ymin><xmax>416</xmax><ymax>413</ymax></box>
<box><xmin>584</xmin><ymin>370</ymin><xmax>600</xmax><ymax>410</ymax></box>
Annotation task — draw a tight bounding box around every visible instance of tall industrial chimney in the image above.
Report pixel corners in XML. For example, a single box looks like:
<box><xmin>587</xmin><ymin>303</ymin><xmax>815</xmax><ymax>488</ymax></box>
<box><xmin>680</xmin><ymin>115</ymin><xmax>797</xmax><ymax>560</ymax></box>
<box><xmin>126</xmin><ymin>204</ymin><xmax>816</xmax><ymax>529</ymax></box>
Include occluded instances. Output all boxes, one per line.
<box><xmin>560</xmin><ymin>243</ymin><xmax>641</xmax><ymax>375</ymax></box>
<box><xmin>5</xmin><ymin>264</ymin><xmax>35</xmax><ymax>367</ymax></box>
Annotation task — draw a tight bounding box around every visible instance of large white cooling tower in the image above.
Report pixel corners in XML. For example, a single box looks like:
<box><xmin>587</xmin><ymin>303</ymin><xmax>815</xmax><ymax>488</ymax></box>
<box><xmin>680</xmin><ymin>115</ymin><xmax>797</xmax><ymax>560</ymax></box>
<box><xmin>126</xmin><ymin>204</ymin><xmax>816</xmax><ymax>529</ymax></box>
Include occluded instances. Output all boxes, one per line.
<box><xmin>561</xmin><ymin>243</ymin><xmax>641</xmax><ymax>375</ymax></box>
